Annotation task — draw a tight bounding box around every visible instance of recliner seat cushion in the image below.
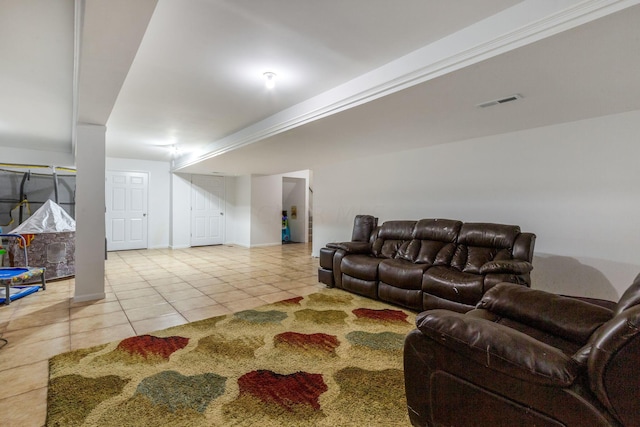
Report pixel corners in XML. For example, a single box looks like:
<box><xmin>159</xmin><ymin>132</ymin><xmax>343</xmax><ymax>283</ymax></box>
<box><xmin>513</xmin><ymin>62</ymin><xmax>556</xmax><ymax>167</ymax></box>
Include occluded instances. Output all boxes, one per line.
<box><xmin>379</xmin><ymin>259</ymin><xmax>429</xmax><ymax>290</ymax></box>
<box><xmin>422</xmin><ymin>266</ymin><xmax>484</xmax><ymax>305</ymax></box>
<box><xmin>341</xmin><ymin>255</ymin><xmax>382</xmax><ymax>281</ymax></box>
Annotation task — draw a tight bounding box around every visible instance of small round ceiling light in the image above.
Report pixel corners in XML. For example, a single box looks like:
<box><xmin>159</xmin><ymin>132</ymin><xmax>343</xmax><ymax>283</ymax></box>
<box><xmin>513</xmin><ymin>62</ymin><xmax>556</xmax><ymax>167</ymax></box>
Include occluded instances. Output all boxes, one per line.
<box><xmin>263</xmin><ymin>72</ymin><xmax>277</xmax><ymax>89</ymax></box>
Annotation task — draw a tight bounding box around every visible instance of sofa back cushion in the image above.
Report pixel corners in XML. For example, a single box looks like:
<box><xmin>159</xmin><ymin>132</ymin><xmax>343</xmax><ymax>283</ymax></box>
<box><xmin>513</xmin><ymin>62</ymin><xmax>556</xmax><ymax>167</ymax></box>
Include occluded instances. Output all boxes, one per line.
<box><xmin>451</xmin><ymin>223</ymin><xmax>520</xmax><ymax>273</ymax></box>
<box><xmin>410</xmin><ymin>219</ymin><xmax>462</xmax><ymax>265</ymax></box>
<box><xmin>351</xmin><ymin>215</ymin><xmax>378</xmax><ymax>242</ymax></box>
<box><xmin>372</xmin><ymin>221</ymin><xmax>416</xmax><ymax>259</ymax></box>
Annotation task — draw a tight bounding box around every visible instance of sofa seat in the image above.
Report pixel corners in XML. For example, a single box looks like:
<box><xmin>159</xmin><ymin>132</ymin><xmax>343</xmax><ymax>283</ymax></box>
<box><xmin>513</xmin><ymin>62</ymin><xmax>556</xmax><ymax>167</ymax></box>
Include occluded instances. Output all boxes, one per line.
<box><xmin>422</xmin><ymin>266</ymin><xmax>484</xmax><ymax>308</ymax></box>
<box><xmin>341</xmin><ymin>254</ymin><xmax>381</xmax><ymax>281</ymax></box>
<box><xmin>378</xmin><ymin>259</ymin><xmax>430</xmax><ymax>310</ymax></box>
<box><xmin>340</xmin><ymin>254</ymin><xmax>383</xmax><ymax>299</ymax></box>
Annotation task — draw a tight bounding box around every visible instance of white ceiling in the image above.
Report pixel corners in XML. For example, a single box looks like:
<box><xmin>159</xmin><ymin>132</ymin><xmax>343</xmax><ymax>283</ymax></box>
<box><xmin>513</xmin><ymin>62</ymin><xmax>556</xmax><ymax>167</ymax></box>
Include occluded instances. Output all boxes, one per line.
<box><xmin>2</xmin><ymin>0</ymin><xmax>640</xmax><ymax>175</ymax></box>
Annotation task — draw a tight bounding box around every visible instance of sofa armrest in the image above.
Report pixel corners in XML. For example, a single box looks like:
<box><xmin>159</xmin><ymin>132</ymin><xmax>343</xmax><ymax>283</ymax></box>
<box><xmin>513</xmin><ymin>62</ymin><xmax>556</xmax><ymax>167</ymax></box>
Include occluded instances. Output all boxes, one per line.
<box><xmin>588</xmin><ymin>305</ymin><xmax>640</xmax><ymax>427</ymax></box>
<box><xmin>327</xmin><ymin>241</ymin><xmax>372</xmax><ymax>254</ymax></box>
<box><xmin>416</xmin><ymin>309</ymin><xmax>580</xmax><ymax>387</ymax></box>
<box><xmin>477</xmin><ymin>283</ymin><xmax>613</xmax><ymax>344</ymax></box>
<box><xmin>479</xmin><ymin>260</ymin><xmax>533</xmax><ymax>275</ymax></box>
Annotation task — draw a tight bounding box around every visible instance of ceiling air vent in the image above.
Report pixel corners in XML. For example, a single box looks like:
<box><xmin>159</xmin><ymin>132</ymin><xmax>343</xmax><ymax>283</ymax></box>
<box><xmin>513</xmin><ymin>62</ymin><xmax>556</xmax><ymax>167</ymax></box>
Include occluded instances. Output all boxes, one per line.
<box><xmin>476</xmin><ymin>94</ymin><xmax>523</xmax><ymax>108</ymax></box>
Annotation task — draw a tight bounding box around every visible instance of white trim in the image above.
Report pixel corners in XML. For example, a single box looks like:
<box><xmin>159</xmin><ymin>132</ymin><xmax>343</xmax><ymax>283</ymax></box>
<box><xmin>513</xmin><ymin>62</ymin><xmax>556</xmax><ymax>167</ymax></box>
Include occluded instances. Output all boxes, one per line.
<box><xmin>73</xmin><ymin>292</ymin><xmax>106</xmax><ymax>303</ymax></box>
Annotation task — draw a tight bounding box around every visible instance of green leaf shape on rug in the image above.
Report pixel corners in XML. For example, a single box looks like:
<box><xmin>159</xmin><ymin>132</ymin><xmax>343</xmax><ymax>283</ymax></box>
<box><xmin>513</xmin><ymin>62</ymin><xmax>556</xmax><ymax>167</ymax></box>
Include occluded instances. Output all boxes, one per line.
<box><xmin>307</xmin><ymin>292</ymin><xmax>353</xmax><ymax>306</ymax></box>
<box><xmin>333</xmin><ymin>367</ymin><xmax>407</xmax><ymax>424</ymax></box>
<box><xmin>233</xmin><ymin>309</ymin><xmax>288</xmax><ymax>324</ymax></box>
<box><xmin>194</xmin><ymin>333</ymin><xmax>265</xmax><ymax>358</ymax></box>
<box><xmin>47</xmin><ymin>374</ymin><xmax>129</xmax><ymax>427</ymax></box>
<box><xmin>345</xmin><ymin>331</ymin><xmax>405</xmax><ymax>351</ymax></box>
<box><xmin>49</xmin><ymin>343</ymin><xmax>109</xmax><ymax>376</ymax></box>
<box><xmin>97</xmin><ymin>335</ymin><xmax>189</xmax><ymax>365</ymax></box>
<box><xmin>274</xmin><ymin>331</ymin><xmax>340</xmax><ymax>356</ymax></box>
<box><xmin>135</xmin><ymin>370</ymin><xmax>226</xmax><ymax>413</ymax></box>
<box><xmin>293</xmin><ymin>308</ymin><xmax>348</xmax><ymax>324</ymax></box>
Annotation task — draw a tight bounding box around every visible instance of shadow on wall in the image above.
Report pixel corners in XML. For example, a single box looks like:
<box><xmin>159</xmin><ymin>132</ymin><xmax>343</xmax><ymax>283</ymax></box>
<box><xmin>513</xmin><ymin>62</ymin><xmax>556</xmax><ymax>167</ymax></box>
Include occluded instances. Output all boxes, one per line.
<box><xmin>531</xmin><ymin>254</ymin><xmax>620</xmax><ymax>301</ymax></box>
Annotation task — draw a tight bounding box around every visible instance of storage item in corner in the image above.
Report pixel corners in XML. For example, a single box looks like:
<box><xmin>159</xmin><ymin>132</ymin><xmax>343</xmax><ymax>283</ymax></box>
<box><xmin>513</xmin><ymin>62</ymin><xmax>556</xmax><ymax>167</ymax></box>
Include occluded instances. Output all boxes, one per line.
<box><xmin>6</xmin><ymin>200</ymin><xmax>75</xmax><ymax>281</ymax></box>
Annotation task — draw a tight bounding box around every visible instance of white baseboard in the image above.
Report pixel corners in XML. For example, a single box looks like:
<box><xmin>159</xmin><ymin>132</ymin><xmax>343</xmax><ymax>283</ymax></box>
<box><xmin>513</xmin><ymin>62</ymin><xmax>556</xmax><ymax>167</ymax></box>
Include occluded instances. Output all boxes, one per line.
<box><xmin>73</xmin><ymin>292</ymin><xmax>106</xmax><ymax>303</ymax></box>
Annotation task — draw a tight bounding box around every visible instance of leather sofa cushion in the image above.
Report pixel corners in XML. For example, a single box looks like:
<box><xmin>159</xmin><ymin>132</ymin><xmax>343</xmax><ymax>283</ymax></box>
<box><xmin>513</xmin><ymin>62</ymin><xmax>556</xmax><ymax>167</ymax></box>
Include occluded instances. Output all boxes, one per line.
<box><xmin>452</xmin><ymin>246</ymin><xmax>511</xmax><ymax>274</ymax></box>
<box><xmin>379</xmin><ymin>259</ymin><xmax>429</xmax><ymax>290</ymax></box>
<box><xmin>480</xmin><ymin>260</ymin><xmax>533</xmax><ymax>274</ymax></box>
<box><xmin>413</xmin><ymin>218</ymin><xmax>462</xmax><ymax>241</ymax></box>
<box><xmin>341</xmin><ymin>255</ymin><xmax>383</xmax><ymax>281</ymax></box>
<box><xmin>416</xmin><ymin>310</ymin><xmax>580</xmax><ymax>387</ymax></box>
<box><xmin>458</xmin><ymin>223</ymin><xmax>520</xmax><ymax>248</ymax></box>
<box><xmin>351</xmin><ymin>215</ymin><xmax>377</xmax><ymax>242</ymax></box>
<box><xmin>478</xmin><ymin>283</ymin><xmax>613</xmax><ymax>344</ymax></box>
<box><xmin>422</xmin><ymin>266</ymin><xmax>484</xmax><ymax>305</ymax></box>
<box><xmin>410</xmin><ymin>240</ymin><xmax>456</xmax><ymax>265</ymax></box>
<box><xmin>372</xmin><ymin>221</ymin><xmax>416</xmax><ymax>259</ymax></box>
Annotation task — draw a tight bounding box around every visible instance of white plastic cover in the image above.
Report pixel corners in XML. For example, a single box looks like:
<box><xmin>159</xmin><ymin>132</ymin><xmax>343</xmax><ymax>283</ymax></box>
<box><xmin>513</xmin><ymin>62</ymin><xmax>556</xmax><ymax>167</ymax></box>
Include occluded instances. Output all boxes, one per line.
<box><xmin>12</xmin><ymin>199</ymin><xmax>76</xmax><ymax>233</ymax></box>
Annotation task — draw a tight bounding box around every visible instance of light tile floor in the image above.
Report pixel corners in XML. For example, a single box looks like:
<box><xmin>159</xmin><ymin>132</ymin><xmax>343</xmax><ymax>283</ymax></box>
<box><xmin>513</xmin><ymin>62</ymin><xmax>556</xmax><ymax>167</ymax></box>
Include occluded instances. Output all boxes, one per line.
<box><xmin>0</xmin><ymin>243</ymin><xmax>322</xmax><ymax>427</ymax></box>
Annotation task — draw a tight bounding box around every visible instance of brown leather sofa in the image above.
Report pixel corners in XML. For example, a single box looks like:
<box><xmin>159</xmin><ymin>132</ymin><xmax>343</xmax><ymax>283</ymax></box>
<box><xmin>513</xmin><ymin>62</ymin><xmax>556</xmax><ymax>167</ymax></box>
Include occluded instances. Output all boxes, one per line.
<box><xmin>404</xmin><ymin>276</ymin><xmax>640</xmax><ymax>427</ymax></box>
<box><xmin>318</xmin><ymin>215</ymin><xmax>536</xmax><ymax>312</ymax></box>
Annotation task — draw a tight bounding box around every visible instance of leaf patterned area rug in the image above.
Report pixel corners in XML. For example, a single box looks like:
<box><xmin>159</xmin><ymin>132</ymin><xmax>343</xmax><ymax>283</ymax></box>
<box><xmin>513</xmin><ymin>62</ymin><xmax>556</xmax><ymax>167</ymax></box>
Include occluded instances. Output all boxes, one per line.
<box><xmin>47</xmin><ymin>289</ymin><xmax>417</xmax><ymax>426</ymax></box>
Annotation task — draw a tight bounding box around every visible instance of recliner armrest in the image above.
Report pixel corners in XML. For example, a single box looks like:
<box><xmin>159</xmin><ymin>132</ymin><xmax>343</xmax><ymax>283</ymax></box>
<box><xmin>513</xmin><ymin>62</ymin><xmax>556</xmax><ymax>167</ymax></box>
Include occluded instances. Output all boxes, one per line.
<box><xmin>327</xmin><ymin>241</ymin><xmax>372</xmax><ymax>254</ymax></box>
<box><xmin>478</xmin><ymin>283</ymin><xmax>613</xmax><ymax>344</ymax></box>
<box><xmin>479</xmin><ymin>260</ymin><xmax>533</xmax><ymax>275</ymax></box>
<box><xmin>416</xmin><ymin>309</ymin><xmax>580</xmax><ymax>387</ymax></box>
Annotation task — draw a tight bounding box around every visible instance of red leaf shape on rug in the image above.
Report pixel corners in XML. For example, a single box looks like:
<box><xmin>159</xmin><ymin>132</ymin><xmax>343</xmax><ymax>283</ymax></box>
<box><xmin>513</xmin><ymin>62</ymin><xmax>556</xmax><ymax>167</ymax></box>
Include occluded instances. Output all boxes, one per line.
<box><xmin>238</xmin><ymin>370</ymin><xmax>327</xmax><ymax>410</ymax></box>
<box><xmin>116</xmin><ymin>335</ymin><xmax>189</xmax><ymax>359</ymax></box>
<box><xmin>274</xmin><ymin>332</ymin><xmax>339</xmax><ymax>353</ymax></box>
<box><xmin>352</xmin><ymin>308</ymin><xmax>408</xmax><ymax>322</ymax></box>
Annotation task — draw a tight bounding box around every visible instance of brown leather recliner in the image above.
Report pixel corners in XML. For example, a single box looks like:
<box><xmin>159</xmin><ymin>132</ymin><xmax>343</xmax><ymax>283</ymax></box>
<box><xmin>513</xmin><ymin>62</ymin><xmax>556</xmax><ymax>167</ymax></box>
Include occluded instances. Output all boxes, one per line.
<box><xmin>404</xmin><ymin>275</ymin><xmax>640</xmax><ymax>427</ymax></box>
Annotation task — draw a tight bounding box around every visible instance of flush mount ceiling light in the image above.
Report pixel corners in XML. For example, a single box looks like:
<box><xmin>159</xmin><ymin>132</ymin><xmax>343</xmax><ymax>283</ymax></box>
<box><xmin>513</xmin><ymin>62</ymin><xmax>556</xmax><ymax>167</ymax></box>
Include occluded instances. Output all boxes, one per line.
<box><xmin>476</xmin><ymin>93</ymin><xmax>523</xmax><ymax>108</ymax></box>
<box><xmin>263</xmin><ymin>72</ymin><xmax>277</xmax><ymax>89</ymax></box>
<box><xmin>170</xmin><ymin>144</ymin><xmax>182</xmax><ymax>157</ymax></box>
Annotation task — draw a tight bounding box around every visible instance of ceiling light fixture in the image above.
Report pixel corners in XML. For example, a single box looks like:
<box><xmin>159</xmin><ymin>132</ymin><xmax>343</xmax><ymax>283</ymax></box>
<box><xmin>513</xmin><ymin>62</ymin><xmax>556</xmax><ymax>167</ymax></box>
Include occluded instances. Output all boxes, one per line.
<box><xmin>170</xmin><ymin>144</ymin><xmax>182</xmax><ymax>157</ymax></box>
<box><xmin>263</xmin><ymin>72</ymin><xmax>276</xmax><ymax>89</ymax></box>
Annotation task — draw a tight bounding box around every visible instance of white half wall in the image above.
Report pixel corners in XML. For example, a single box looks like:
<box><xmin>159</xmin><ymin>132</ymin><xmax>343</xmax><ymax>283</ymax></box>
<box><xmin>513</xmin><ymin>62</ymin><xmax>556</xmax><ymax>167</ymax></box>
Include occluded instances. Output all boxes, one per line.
<box><xmin>170</xmin><ymin>172</ymin><xmax>191</xmax><ymax>249</ymax></box>
<box><xmin>106</xmin><ymin>157</ymin><xmax>171</xmax><ymax>249</ymax></box>
<box><xmin>226</xmin><ymin>175</ymin><xmax>251</xmax><ymax>247</ymax></box>
<box><xmin>251</xmin><ymin>174</ymin><xmax>282</xmax><ymax>247</ymax></box>
<box><xmin>74</xmin><ymin>124</ymin><xmax>106</xmax><ymax>302</ymax></box>
<box><xmin>313</xmin><ymin>110</ymin><xmax>640</xmax><ymax>300</ymax></box>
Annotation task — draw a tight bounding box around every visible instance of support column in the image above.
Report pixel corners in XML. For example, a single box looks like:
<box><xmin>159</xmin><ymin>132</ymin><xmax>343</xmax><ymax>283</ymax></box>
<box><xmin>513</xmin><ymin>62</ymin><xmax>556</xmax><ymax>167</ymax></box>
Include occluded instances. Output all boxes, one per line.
<box><xmin>74</xmin><ymin>123</ymin><xmax>106</xmax><ymax>302</ymax></box>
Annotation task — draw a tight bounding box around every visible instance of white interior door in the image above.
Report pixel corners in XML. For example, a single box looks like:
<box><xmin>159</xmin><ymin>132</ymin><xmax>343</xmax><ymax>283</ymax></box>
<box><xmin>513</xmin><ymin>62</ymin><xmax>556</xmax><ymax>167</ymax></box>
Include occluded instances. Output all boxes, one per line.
<box><xmin>106</xmin><ymin>171</ymin><xmax>148</xmax><ymax>251</ymax></box>
<box><xmin>191</xmin><ymin>175</ymin><xmax>225</xmax><ymax>246</ymax></box>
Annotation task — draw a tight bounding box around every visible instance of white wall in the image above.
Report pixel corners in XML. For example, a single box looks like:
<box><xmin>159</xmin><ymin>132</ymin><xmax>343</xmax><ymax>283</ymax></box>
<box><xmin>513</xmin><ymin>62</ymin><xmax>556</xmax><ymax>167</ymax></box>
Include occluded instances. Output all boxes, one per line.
<box><xmin>106</xmin><ymin>157</ymin><xmax>171</xmax><ymax>249</ymax></box>
<box><xmin>251</xmin><ymin>174</ymin><xmax>282</xmax><ymax>246</ymax></box>
<box><xmin>313</xmin><ymin>110</ymin><xmax>640</xmax><ymax>300</ymax></box>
